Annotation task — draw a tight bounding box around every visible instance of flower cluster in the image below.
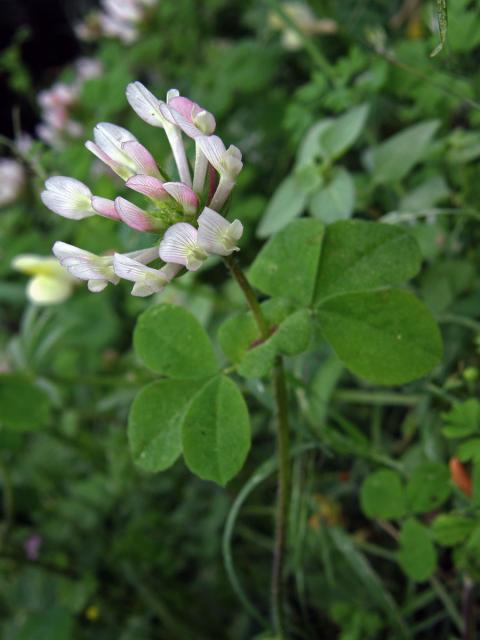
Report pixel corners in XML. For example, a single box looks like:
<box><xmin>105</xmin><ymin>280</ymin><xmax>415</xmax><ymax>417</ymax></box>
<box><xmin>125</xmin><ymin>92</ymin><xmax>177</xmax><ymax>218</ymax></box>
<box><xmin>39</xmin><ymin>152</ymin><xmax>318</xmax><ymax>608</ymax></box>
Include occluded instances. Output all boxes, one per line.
<box><xmin>41</xmin><ymin>82</ymin><xmax>244</xmax><ymax>298</ymax></box>
<box><xmin>37</xmin><ymin>58</ymin><xmax>102</xmax><ymax>148</ymax></box>
<box><xmin>76</xmin><ymin>0</ymin><xmax>157</xmax><ymax>45</ymax></box>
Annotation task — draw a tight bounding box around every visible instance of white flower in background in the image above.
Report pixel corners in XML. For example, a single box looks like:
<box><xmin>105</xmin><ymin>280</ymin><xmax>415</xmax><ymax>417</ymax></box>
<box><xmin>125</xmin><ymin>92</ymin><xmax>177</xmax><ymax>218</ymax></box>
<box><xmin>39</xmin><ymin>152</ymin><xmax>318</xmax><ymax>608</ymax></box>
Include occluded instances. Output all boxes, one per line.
<box><xmin>42</xmin><ymin>80</ymin><xmax>244</xmax><ymax>296</ymax></box>
<box><xmin>76</xmin><ymin>0</ymin><xmax>157</xmax><ymax>45</ymax></box>
<box><xmin>268</xmin><ymin>2</ymin><xmax>338</xmax><ymax>50</ymax></box>
<box><xmin>37</xmin><ymin>58</ymin><xmax>102</xmax><ymax>148</ymax></box>
<box><xmin>0</xmin><ymin>158</ymin><xmax>25</xmax><ymax>207</ymax></box>
<box><xmin>12</xmin><ymin>254</ymin><xmax>76</xmax><ymax>305</ymax></box>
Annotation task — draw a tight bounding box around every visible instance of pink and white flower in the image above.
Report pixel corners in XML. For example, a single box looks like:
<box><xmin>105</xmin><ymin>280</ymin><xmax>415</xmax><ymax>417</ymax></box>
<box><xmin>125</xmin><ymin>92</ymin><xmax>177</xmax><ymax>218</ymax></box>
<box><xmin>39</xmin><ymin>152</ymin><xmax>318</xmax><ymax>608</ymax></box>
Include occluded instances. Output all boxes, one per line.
<box><xmin>52</xmin><ymin>241</ymin><xmax>119</xmax><ymax>292</ymax></box>
<box><xmin>113</xmin><ymin>254</ymin><xmax>180</xmax><ymax>297</ymax></box>
<box><xmin>41</xmin><ymin>177</ymin><xmax>94</xmax><ymax>220</ymax></box>
<box><xmin>159</xmin><ymin>223</ymin><xmax>208</xmax><ymax>271</ymax></box>
<box><xmin>198</xmin><ymin>208</ymin><xmax>243</xmax><ymax>256</ymax></box>
<box><xmin>42</xmin><ymin>80</ymin><xmax>244</xmax><ymax>297</ymax></box>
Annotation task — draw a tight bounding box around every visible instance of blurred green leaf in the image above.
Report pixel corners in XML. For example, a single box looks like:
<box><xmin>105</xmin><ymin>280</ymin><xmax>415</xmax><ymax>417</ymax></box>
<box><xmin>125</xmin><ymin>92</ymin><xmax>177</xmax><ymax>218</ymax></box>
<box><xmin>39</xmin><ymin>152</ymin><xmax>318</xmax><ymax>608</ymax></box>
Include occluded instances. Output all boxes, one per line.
<box><xmin>432</xmin><ymin>514</ymin><xmax>475</xmax><ymax>546</ymax></box>
<box><xmin>0</xmin><ymin>375</ymin><xmax>51</xmax><ymax>431</ymax></box>
<box><xmin>257</xmin><ymin>175</ymin><xmax>308</xmax><ymax>238</ymax></box>
<box><xmin>442</xmin><ymin>399</ymin><xmax>480</xmax><ymax>438</ymax></box>
<box><xmin>309</xmin><ymin>168</ymin><xmax>355</xmax><ymax>223</ymax></box>
<box><xmin>360</xmin><ymin>469</ymin><xmax>406</xmax><ymax>519</ymax></box>
<box><xmin>365</xmin><ymin>121</ymin><xmax>439</xmax><ymax>184</ymax></box>
<box><xmin>406</xmin><ymin>463</ymin><xmax>451</xmax><ymax>514</ymax></box>
<box><xmin>318</xmin><ymin>103</ymin><xmax>369</xmax><ymax>161</ymax></box>
<box><xmin>397</xmin><ymin>519</ymin><xmax>437</xmax><ymax>582</ymax></box>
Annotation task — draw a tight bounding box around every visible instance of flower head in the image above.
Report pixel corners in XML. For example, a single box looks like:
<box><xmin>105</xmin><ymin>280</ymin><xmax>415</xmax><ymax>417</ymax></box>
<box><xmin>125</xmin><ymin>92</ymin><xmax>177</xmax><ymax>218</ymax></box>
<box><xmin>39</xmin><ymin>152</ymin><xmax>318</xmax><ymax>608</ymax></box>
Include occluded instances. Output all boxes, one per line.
<box><xmin>42</xmin><ymin>80</ymin><xmax>244</xmax><ymax>297</ymax></box>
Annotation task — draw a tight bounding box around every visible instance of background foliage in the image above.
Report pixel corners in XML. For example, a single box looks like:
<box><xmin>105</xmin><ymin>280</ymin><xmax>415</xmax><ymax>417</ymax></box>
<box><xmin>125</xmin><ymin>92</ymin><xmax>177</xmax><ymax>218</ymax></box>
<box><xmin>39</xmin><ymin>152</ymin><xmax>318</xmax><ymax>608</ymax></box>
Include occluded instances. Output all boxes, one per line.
<box><xmin>1</xmin><ymin>0</ymin><xmax>480</xmax><ymax>638</ymax></box>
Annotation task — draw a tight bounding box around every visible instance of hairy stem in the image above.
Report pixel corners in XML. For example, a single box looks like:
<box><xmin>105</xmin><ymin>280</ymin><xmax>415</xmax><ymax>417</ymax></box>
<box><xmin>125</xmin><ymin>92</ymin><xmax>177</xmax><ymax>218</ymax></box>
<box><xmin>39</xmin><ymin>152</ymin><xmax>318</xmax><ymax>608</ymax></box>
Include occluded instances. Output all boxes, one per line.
<box><xmin>271</xmin><ymin>355</ymin><xmax>291</xmax><ymax>638</ymax></box>
<box><xmin>223</xmin><ymin>255</ymin><xmax>269</xmax><ymax>339</ymax></box>
<box><xmin>224</xmin><ymin>255</ymin><xmax>291</xmax><ymax>636</ymax></box>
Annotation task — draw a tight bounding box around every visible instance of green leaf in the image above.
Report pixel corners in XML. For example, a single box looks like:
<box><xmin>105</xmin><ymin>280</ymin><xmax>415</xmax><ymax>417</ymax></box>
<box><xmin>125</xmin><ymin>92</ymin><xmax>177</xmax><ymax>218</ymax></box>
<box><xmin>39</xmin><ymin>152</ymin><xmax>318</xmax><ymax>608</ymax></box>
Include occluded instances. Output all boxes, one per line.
<box><xmin>458</xmin><ymin>438</ymin><xmax>480</xmax><ymax>462</ymax></box>
<box><xmin>309</xmin><ymin>168</ymin><xmax>355</xmax><ymax>223</ymax></box>
<box><xmin>442</xmin><ymin>399</ymin><xmax>480</xmax><ymax>438</ymax></box>
<box><xmin>432</xmin><ymin>514</ymin><xmax>475</xmax><ymax>546</ymax></box>
<box><xmin>296</xmin><ymin>119</ymin><xmax>333</xmax><ymax>166</ymax></box>
<box><xmin>328</xmin><ymin>528</ymin><xmax>410</xmax><ymax>639</ymax></box>
<box><xmin>360</xmin><ymin>469</ymin><xmax>406</xmax><ymax>519</ymax></box>
<box><xmin>317</xmin><ymin>289</ymin><xmax>443</xmax><ymax>385</ymax></box>
<box><xmin>128</xmin><ymin>379</ymin><xmax>206</xmax><ymax>473</ymax></box>
<box><xmin>0</xmin><ymin>375</ymin><xmax>51</xmax><ymax>431</ymax></box>
<box><xmin>257</xmin><ymin>174</ymin><xmax>308</xmax><ymax>238</ymax></box>
<box><xmin>218</xmin><ymin>300</ymin><xmax>312</xmax><ymax>378</ymax></box>
<box><xmin>17</xmin><ymin>607</ymin><xmax>74</xmax><ymax>640</ymax></box>
<box><xmin>397</xmin><ymin>519</ymin><xmax>437</xmax><ymax>582</ymax></box>
<box><xmin>134</xmin><ymin>304</ymin><xmax>218</xmax><ymax>379</ymax></box>
<box><xmin>250</xmin><ymin>218</ymin><xmax>325</xmax><ymax>307</ymax></box>
<box><xmin>314</xmin><ymin>219</ymin><xmax>422</xmax><ymax>304</ymax></box>
<box><xmin>182</xmin><ymin>376</ymin><xmax>251</xmax><ymax>485</ymax></box>
<box><xmin>365</xmin><ymin>120</ymin><xmax>439</xmax><ymax>184</ymax></box>
<box><xmin>406</xmin><ymin>463</ymin><xmax>451</xmax><ymax>513</ymax></box>
<box><xmin>238</xmin><ymin>308</ymin><xmax>312</xmax><ymax>378</ymax></box>
<box><xmin>318</xmin><ymin>103</ymin><xmax>369</xmax><ymax>161</ymax></box>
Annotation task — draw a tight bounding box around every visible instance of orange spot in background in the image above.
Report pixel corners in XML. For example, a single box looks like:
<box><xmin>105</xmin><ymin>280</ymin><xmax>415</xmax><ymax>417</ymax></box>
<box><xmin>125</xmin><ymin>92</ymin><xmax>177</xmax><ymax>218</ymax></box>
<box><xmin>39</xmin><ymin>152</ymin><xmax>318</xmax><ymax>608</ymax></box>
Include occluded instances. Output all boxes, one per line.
<box><xmin>449</xmin><ymin>457</ymin><xmax>472</xmax><ymax>497</ymax></box>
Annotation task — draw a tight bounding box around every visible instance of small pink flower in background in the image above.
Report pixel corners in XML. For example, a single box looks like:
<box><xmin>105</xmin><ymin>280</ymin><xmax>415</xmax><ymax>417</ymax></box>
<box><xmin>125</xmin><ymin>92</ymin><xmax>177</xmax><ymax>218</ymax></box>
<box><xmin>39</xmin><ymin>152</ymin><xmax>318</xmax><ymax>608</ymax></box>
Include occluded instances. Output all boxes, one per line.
<box><xmin>76</xmin><ymin>0</ymin><xmax>157</xmax><ymax>45</ymax></box>
<box><xmin>41</xmin><ymin>81</ymin><xmax>244</xmax><ymax>296</ymax></box>
<box><xmin>37</xmin><ymin>58</ymin><xmax>102</xmax><ymax>149</ymax></box>
<box><xmin>24</xmin><ymin>534</ymin><xmax>42</xmax><ymax>560</ymax></box>
<box><xmin>0</xmin><ymin>158</ymin><xmax>25</xmax><ymax>207</ymax></box>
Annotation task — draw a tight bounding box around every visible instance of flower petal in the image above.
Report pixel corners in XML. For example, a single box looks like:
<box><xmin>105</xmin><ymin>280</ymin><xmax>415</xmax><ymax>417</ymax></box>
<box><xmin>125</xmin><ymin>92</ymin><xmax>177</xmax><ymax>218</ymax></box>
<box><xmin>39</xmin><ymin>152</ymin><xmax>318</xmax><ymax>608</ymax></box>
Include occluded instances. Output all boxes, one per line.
<box><xmin>126</xmin><ymin>175</ymin><xmax>168</xmax><ymax>200</ymax></box>
<box><xmin>91</xmin><ymin>196</ymin><xmax>120</xmax><ymax>220</ymax></box>
<box><xmin>159</xmin><ymin>222</ymin><xmax>207</xmax><ymax>271</ymax></box>
<box><xmin>41</xmin><ymin>176</ymin><xmax>94</xmax><ymax>220</ymax></box>
<box><xmin>114</xmin><ymin>196</ymin><xmax>158</xmax><ymax>232</ymax></box>
<box><xmin>197</xmin><ymin>207</ymin><xmax>243</xmax><ymax>256</ymax></box>
<box><xmin>27</xmin><ymin>275</ymin><xmax>73</xmax><ymax>305</ymax></box>
<box><xmin>52</xmin><ymin>241</ymin><xmax>118</xmax><ymax>284</ymax></box>
<box><xmin>197</xmin><ymin>135</ymin><xmax>226</xmax><ymax>174</ymax></box>
<box><xmin>163</xmin><ymin>181</ymin><xmax>199</xmax><ymax>215</ymax></box>
<box><xmin>114</xmin><ymin>253</ymin><xmax>169</xmax><ymax>297</ymax></box>
<box><xmin>126</xmin><ymin>81</ymin><xmax>166</xmax><ymax>127</ymax></box>
<box><xmin>121</xmin><ymin>140</ymin><xmax>162</xmax><ymax>178</ymax></box>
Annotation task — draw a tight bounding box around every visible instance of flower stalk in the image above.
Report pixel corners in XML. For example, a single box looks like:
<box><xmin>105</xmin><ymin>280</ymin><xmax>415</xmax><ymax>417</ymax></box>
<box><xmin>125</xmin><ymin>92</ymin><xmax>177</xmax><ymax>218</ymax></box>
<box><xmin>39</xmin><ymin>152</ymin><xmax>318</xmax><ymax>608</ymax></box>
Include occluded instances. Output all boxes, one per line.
<box><xmin>223</xmin><ymin>254</ymin><xmax>291</xmax><ymax>638</ymax></box>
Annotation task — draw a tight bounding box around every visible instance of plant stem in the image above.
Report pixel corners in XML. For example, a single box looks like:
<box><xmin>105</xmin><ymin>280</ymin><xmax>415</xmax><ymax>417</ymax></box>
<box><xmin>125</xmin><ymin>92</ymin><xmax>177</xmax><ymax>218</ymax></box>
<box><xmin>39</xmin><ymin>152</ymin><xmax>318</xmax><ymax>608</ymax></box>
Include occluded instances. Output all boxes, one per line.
<box><xmin>271</xmin><ymin>355</ymin><xmax>291</xmax><ymax>638</ymax></box>
<box><xmin>462</xmin><ymin>575</ymin><xmax>475</xmax><ymax>640</ymax></box>
<box><xmin>223</xmin><ymin>255</ymin><xmax>269</xmax><ymax>339</ymax></box>
<box><xmin>224</xmin><ymin>256</ymin><xmax>292</xmax><ymax>636</ymax></box>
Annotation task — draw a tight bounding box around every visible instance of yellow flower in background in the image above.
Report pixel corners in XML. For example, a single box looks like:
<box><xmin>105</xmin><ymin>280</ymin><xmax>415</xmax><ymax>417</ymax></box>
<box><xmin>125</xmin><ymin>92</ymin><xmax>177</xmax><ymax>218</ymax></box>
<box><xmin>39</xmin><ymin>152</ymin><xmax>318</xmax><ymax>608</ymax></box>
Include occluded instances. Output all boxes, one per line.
<box><xmin>12</xmin><ymin>254</ymin><xmax>76</xmax><ymax>305</ymax></box>
<box><xmin>85</xmin><ymin>604</ymin><xmax>100</xmax><ymax>621</ymax></box>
